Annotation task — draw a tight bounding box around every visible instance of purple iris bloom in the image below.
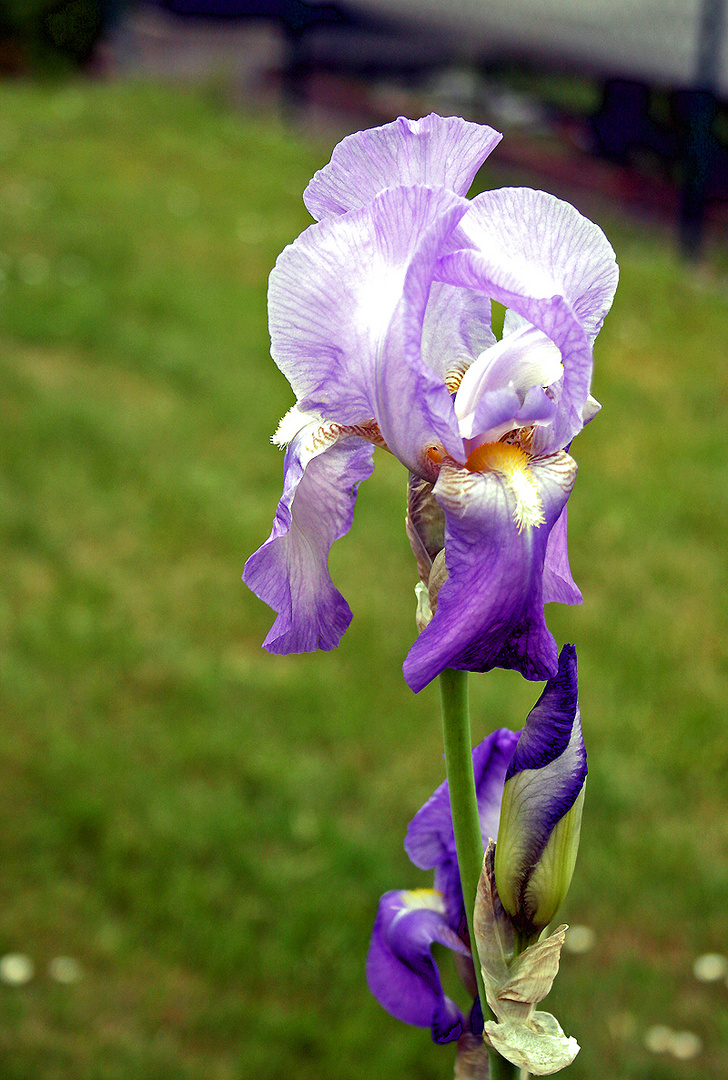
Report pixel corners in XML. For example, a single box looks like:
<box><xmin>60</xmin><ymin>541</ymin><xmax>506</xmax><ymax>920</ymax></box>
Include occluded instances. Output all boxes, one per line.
<box><xmin>366</xmin><ymin>726</ymin><xmax>519</xmax><ymax>1044</ymax></box>
<box><xmin>243</xmin><ymin>114</ymin><xmax>618</xmax><ymax>691</ymax></box>
<box><xmin>366</xmin><ymin>645</ymin><xmax>584</xmax><ymax>1046</ymax></box>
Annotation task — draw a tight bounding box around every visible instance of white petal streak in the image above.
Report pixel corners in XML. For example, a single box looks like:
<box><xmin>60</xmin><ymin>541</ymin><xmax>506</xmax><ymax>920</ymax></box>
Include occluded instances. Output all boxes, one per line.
<box><xmin>355</xmin><ymin>258</ymin><xmax>407</xmax><ymax>346</ymax></box>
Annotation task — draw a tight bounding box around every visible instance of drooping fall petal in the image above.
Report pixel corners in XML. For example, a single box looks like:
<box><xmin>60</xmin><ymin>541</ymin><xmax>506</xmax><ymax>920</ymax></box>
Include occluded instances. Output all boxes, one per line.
<box><xmin>403</xmin><ymin>452</ymin><xmax>577</xmax><ymax>693</ymax></box>
<box><xmin>366</xmin><ymin>889</ymin><xmax>469</xmax><ymax>1043</ymax></box>
<box><xmin>243</xmin><ymin>423</ymin><xmax>374</xmax><ymax>652</ymax></box>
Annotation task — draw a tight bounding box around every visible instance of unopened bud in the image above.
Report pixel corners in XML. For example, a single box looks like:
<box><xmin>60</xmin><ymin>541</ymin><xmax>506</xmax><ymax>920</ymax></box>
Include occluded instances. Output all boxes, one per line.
<box><xmin>415</xmin><ymin>582</ymin><xmax>433</xmax><ymax>633</ymax></box>
<box><xmin>406</xmin><ymin>474</ymin><xmax>445</xmax><ymax>586</ymax></box>
<box><xmin>414</xmin><ymin>550</ymin><xmax>449</xmax><ymax>632</ymax></box>
<box><xmin>427</xmin><ymin>549</ymin><xmax>448</xmax><ymax>614</ymax></box>
<box><xmin>474</xmin><ymin>843</ymin><xmax>580</xmax><ymax>1075</ymax></box>
<box><xmin>494</xmin><ymin>645</ymin><xmax>586</xmax><ymax>941</ymax></box>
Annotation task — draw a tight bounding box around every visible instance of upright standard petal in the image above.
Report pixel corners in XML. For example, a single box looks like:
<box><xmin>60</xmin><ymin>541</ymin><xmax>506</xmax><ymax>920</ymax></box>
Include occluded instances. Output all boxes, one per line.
<box><xmin>403</xmin><ymin>451</ymin><xmax>577</xmax><ymax>693</ymax></box>
<box><xmin>404</xmin><ymin>729</ymin><xmax>521</xmax><ymax>925</ymax></box>
<box><xmin>243</xmin><ymin>422</ymin><xmax>374</xmax><ymax>653</ymax></box>
<box><xmin>454</xmin><ymin>323</ymin><xmax>562</xmax><ymax>441</ymax></box>
<box><xmin>494</xmin><ymin>644</ymin><xmax>587</xmax><ymax>935</ymax></box>
<box><xmin>303</xmin><ymin>113</ymin><xmax>502</xmax><ymax>221</ymax></box>
<box><xmin>366</xmin><ymin>889</ymin><xmax>469</xmax><ymax>1044</ymax></box>
<box><xmin>268</xmin><ymin>184</ymin><xmax>470</xmax><ymax>474</ymax></box>
<box><xmin>457</xmin><ymin>187</ymin><xmax>619</xmax><ymax>342</ymax></box>
<box><xmin>420</xmin><ymin>281</ymin><xmax>496</xmax><ymax>384</ymax></box>
<box><xmin>437</xmin><ymin>187</ymin><xmax>618</xmax><ymax>453</ymax></box>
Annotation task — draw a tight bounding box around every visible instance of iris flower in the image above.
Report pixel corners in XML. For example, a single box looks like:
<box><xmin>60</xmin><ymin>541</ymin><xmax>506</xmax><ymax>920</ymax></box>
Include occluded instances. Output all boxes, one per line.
<box><xmin>367</xmin><ymin>725</ymin><xmax>520</xmax><ymax>1045</ymax></box>
<box><xmin>243</xmin><ymin>114</ymin><xmax>618</xmax><ymax>691</ymax></box>
<box><xmin>366</xmin><ymin>645</ymin><xmax>585</xmax><ymax>1059</ymax></box>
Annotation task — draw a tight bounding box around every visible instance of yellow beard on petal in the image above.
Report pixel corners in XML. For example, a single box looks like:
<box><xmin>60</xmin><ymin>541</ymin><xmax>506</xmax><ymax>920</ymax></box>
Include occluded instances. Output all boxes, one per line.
<box><xmin>402</xmin><ymin>888</ymin><xmax>444</xmax><ymax>911</ymax></box>
<box><xmin>465</xmin><ymin>440</ymin><xmax>545</xmax><ymax>532</ymax></box>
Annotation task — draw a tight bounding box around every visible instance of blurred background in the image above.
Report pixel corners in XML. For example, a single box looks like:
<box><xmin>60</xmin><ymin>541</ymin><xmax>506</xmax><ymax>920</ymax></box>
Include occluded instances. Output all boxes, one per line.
<box><xmin>0</xmin><ymin>2</ymin><xmax>727</xmax><ymax>1078</ymax></box>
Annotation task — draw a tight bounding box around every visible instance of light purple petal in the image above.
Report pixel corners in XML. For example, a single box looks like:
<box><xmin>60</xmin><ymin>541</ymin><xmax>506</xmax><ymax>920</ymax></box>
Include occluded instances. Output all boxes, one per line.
<box><xmin>403</xmin><ymin>451</ymin><xmax>577</xmax><ymax>693</ymax></box>
<box><xmin>460</xmin><ymin>381</ymin><xmax>558</xmax><ymax>447</ymax></box>
<box><xmin>404</xmin><ymin>729</ymin><xmax>521</xmax><ymax>926</ymax></box>
<box><xmin>268</xmin><ymin>184</ymin><xmax>471</xmax><ymax>475</ymax></box>
<box><xmin>437</xmin><ymin>188</ymin><xmax>618</xmax><ymax>452</ymax></box>
<box><xmin>242</xmin><ymin>425</ymin><xmax>374</xmax><ymax>653</ymax></box>
<box><xmin>517</xmin><ymin>384</ymin><xmax>559</xmax><ymax>425</ymax></box>
<box><xmin>304</xmin><ymin>113</ymin><xmax>502</xmax><ymax>221</ymax></box>
<box><xmin>455</xmin><ymin>326</ymin><xmax>562</xmax><ymax>440</ymax></box>
<box><xmin>542</xmin><ymin>507</ymin><xmax>582</xmax><ymax>605</ymax></box>
<box><xmin>460</xmin><ymin>188</ymin><xmax>619</xmax><ymax>341</ymax></box>
<box><xmin>366</xmin><ymin>889</ymin><xmax>468</xmax><ymax>1043</ymax></box>
<box><xmin>421</xmin><ymin>282</ymin><xmax>495</xmax><ymax>382</ymax></box>
<box><xmin>461</xmin><ymin>385</ymin><xmax>523</xmax><ymax>444</ymax></box>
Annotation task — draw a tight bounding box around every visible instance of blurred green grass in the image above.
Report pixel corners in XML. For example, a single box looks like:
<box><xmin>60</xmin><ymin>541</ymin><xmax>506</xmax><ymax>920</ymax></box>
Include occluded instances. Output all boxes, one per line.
<box><xmin>0</xmin><ymin>79</ymin><xmax>727</xmax><ymax>1080</ymax></box>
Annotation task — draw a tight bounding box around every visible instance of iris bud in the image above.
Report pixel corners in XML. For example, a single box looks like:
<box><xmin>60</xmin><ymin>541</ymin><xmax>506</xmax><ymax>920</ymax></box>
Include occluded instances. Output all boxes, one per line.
<box><xmin>475</xmin><ymin>843</ymin><xmax>580</xmax><ymax>1074</ymax></box>
<box><xmin>493</xmin><ymin>644</ymin><xmax>586</xmax><ymax>943</ymax></box>
<box><xmin>497</xmin><ymin>780</ymin><xmax>585</xmax><ymax>939</ymax></box>
<box><xmin>414</xmin><ymin>582</ymin><xmax>433</xmax><ymax>633</ymax></box>
<box><xmin>406</xmin><ymin>474</ymin><xmax>445</xmax><ymax>586</ymax></box>
<box><xmin>409</xmin><ymin>474</ymin><xmax>449</xmax><ymax>633</ymax></box>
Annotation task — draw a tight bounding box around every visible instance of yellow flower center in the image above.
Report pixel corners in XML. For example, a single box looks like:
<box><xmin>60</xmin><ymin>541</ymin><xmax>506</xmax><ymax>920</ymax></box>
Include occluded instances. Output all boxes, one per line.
<box><xmin>465</xmin><ymin>441</ymin><xmax>545</xmax><ymax>532</ymax></box>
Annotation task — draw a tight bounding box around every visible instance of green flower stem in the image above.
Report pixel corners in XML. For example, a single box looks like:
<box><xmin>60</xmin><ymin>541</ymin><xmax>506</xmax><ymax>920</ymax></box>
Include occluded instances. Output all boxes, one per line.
<box><xmin>513</xmin><ymin>928</ymin><xmax>536</xmax><ymax>958</ymax></box>
<box><xmin>439</xmin><ymin>668</ymin><xmax>518</xmax><ymax>1080</ymax></box>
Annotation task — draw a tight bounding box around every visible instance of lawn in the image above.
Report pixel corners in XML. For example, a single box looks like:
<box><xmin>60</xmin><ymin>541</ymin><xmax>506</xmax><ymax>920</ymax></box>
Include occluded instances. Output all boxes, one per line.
<box><xmin>0</xmin><ymin>78</ymin><xmax>727</xmax><ymax>1080</ymax></box>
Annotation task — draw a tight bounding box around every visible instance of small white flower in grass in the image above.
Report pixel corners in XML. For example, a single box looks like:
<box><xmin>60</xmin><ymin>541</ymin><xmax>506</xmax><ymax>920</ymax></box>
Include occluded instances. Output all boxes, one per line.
<box><xmin>0</xmin><ymin>954</ymin><xmax>34</xmax><ymax>985</ymax></box>
<box><xmin>670</xmin><ymin>1031</ymin><xmax>702</xmax><ymax>1060</ymax></box>
<box><xmin>48</xmin><ymin>956</ymin><xmax>83</xmax><ymax>984</ymax></box>
<box><xmin>693</xmin><ymin>952</ymin><xmax>727</xmax><ymax>982</ymax></box>
<box><xmin>644</xmin><ymin>1025</ymin><xmax>673</xmax><ymax>1053</ymax></box>
<box><xmin>644</xmin><ymin>1025</ymin><xmax>702</xmax><ymax>1060</ymax></box>
<box><xmin>563</xmin><ymin>925</ymin><xmax>595</xmax><ymax>954</ymax></box>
